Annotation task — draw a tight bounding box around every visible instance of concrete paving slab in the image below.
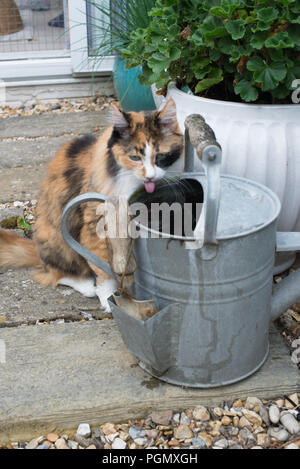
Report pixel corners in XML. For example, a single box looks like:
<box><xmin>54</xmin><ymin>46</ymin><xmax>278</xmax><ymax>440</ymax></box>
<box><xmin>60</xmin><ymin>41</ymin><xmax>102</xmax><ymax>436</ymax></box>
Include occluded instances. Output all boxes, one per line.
<box><xmin>0</xmin><ymin>110</ymin><xmax>111</xmax><ymax>139</ymax></box>
<box><xmin>0</xmin><ymin>165</ymin><xmax>47</xmax><ymax>203</ymax></box>
<box><xmin>0</xmin><ymin>320</ymin><xmax>298</xmax><ymax>444</ymax></box>
<box><xmin>0</xmin><ymin>110</ymin><xmax>111</xmax><ymax>202</ymax></box>
<box><xmin>0</xmin><ymin>268</ymin><xmax>108</xmax><ymax>326</ymax></box>
<box><xmin>0</xmin><ymin>136</ymin><xmax>71</xmax><ymax>169</ymax></box>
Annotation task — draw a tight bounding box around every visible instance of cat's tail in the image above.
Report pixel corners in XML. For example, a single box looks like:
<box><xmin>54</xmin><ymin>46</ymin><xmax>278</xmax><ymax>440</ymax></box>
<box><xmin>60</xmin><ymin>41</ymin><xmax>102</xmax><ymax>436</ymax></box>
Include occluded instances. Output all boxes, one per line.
<box><xmin>0</xmin><ymin>229</ymin><xmax>41</xmax><ymax>269</ymax></box>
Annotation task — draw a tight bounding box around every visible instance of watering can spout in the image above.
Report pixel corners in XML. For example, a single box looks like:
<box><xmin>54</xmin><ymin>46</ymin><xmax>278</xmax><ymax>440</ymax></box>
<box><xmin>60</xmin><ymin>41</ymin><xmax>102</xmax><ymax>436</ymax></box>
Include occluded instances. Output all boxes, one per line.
<box><xmin>271</xmin><ymin>267</ymin><xmax>300</xmax><ymax>321</ymax></box>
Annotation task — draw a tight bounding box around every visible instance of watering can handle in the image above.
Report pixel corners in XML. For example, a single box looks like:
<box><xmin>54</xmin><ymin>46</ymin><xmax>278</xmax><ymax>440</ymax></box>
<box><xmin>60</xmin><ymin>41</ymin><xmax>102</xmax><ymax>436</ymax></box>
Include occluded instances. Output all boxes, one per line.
<box><xmin>184</xmin><ymin>114</ymin><xmax>222</xmax><ymax>247</ymax></box>
<box><xmin>61</xmin><ymin>193</ymin><xmax>113</xmax><ymax>277</ymax></box>
<box><xmin>184</xmin><ymin>114</ymin><xmax>221</xmax><ymax>162</ymax></box>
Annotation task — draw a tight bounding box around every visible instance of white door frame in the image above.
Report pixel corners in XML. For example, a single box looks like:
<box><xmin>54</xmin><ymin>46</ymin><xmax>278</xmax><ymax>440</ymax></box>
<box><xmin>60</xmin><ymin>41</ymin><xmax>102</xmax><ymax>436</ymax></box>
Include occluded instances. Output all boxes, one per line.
<box><xmin>68</xmin><ymin>0</ymin><xmax>114</xmax><ymax>75</ymax></box>
<box><xmin>0</xmin><ymin>0</ymin><xmax>113</xmax><ymax>82</ymax></box>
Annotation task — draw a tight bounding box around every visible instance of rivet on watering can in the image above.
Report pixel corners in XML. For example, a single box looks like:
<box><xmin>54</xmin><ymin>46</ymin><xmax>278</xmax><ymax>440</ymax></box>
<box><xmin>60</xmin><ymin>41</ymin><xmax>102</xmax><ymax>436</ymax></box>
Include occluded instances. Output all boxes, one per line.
<box><xmin>208</xmin><ymin>150</ymin><xmax>216</xmax><ymax>161</ymax></box>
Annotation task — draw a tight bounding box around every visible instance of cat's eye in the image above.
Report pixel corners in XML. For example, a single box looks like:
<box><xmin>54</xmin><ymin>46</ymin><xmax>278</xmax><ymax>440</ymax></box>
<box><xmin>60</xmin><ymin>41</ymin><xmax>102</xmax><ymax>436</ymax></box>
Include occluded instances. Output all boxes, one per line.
<box><xmin>129</xmin><ymin>154</ymin><xmax>142</xmax><ymax>161</ymax></box>
<box><xmin>156</xmin><ymin>153</ymin><xmax>166</xmax><ymax>161</ymax></box>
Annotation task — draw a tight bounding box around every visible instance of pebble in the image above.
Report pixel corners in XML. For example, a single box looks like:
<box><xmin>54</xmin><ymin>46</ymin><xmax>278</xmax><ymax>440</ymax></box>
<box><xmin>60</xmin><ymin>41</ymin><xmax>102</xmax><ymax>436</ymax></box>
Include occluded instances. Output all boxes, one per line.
<box><xmin>129</xmin><ymin>425</ymin><xmax>146</xmax><ymax>440</ymax></box>
<box><xmin>102</xmin><ymin>422</ymin><xmax>117</xmax><ymax>435</ymax></box>
<box><xmin>227</xmin><ymin>426</ymin><xmax>239</xmax><ymax>437</ymax></box>
<box><xmin>239</xmin><ymin>416</ymin><xmax>252</xmax><ymax>428</ymax></box>
<box><xmin>239</xmin><ymin>428</ymin><xmax>256</xmax><ymax>447</ymax></box>
<box><xmin>37</xmin><ymin>443</ymin><xmax>50</xmax><ymax>450</ymax></box>
<box><xmin>221</xmin><ymin>416</ymin><xmax>231</xmax><ymax>426</ymax></box>
<box><xmin>280</xmin><ymin>412</ymin><xmax>300</xmax><ymax>434</ymax></box>
<box><xmin>134</xmin><ymin>437</ymin><xmax>148</xmax><ymax>447</ymax></box>
<box><xmin>25</xmin><ymin>438</ymin><xmax>39</xmax><ymax>449</ymax></box>
<box><xmin>269</xmin><ymin>404</ymin><xmax>280</xmax><ymax>424</ymax></box>
<box><xmin>146</xmin><ymin>429</ymin><xmax>159</xmax><ymax>440</ymax></box>
<box><xmin>179</xmin><ymin>412</ymin><xmax>191</xmax><ymax>425</ymax></box>
<box><xmin>275</xmin><ymin>399</ymin><xmax>285</xmax><ymax>408</ymax></box>
<box><xmin>242</xmin><ymin>409</ymin><xmax>262</xmax><ymax>426</ymax></box>
<box><xmin>230</xmin><ymin>407</ymin><xmax>243</xmax><ymax>417</ymax></box>
<box><xmin>256</xmin><ymin>433</ymin><xmax>270</xmax><ymax>447</ymax></box>
<box><xmin>76</xmin><ymin>423</ymin><xmax>91</xmax><ymax>439</ymax></box>
<box><xmin>193</xmin><ymin>406</ymin><xmax>210</xmax><ymax>421</ymax></box>
<box><xmin>253</xmin><ymin>426</ymin><xmax>265</xmax><ymax>434</ymax></box>
<box><xmin>233</xmin><ymin>416</ymin><xmax>239</xmax><ymax>427</ymax></box>
<box><xmin>174</xmin><ymin>424</ymin><xmax>194</xmax><ymax>440</ymax></box>
<box><xmin>119</xmin><ymin>431</ymin><xmax>129</xmax><ymax>442</ymax></box>
<box><xmin>74</xmin><ymin>434</ymin><xmax>92</xmax><ymax>448</ymax></box>
<box><xmin>112</xmin><ymin>438</ymin><xmax>126</xmax><ymax>449</ymax></box>
<box><xmin>213</xmin><ymin>438</ymin><xmax>229</xmax><ymax>449</ymax></box>
<box><xmin>213</xmin><ymin>407</ymin><xmax>224</xmax><ymax>417</ymax></box>
<box><xmin>197</xmin><ymin>432</ymin><xmax>213</xmax><ymax>448</ymax></box>
<box><xmin>245</xmin><ymin>397</ymin><xmax>263</xmax><ymax>413</ymax></box>
<box><xmin>208</xmin><ymin>420</ymin><xmax>222</xmax><ymax>436</ymax></box>
<box><xmin>150</xmin><ymin>410</ymin><xmax>173</xmax><ymax>426</ymax></box>
<box><xmin>47</xmin><ymin>433</ymin><xmax>58</xmax><ymax>443</ymax></box>
<box><xmin>191</xmin><ymin>437</ymin><xmax>207</xmax><ymax>449</ymax></box>
<box><xmin>259</xmin><ymin>405</ymin><xmax>270</xmax><ymax>426</ymax></box>
<box><xmin>232</xmin><ymin>399</ymin><xmax>243</xmax><ymax>408</ymax></box>
<box><xmin>67</xmin><ymin>440</ymin><xmax>79</xmax><ymax>450</ymax></box>
<box><xmin>55</xmin><ymin>438</ymin><xmax>70</xmax><ymax>449</ymax></box>
<box><xmin>106</xmin><ymin>432</ymin><xmax>119</xmax><ymax>442</ymax></box>
<box><xmin>168</xmin><ymin>439</ymin><xmax>179</xmax><ymax>447</ymax></box>
<box><xmin>268</xmin><ymin>427</ymin><xmax>289</xmax><ymax>442</ymax></box>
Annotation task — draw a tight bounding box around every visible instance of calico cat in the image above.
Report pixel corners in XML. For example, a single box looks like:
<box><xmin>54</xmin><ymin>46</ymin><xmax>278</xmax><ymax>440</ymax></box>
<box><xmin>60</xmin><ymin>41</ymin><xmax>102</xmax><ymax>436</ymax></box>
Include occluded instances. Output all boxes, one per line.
<box><xmin>0</xmin><ymin>98</ymin><xmax>184</xmax><ymax>311</ymax></box>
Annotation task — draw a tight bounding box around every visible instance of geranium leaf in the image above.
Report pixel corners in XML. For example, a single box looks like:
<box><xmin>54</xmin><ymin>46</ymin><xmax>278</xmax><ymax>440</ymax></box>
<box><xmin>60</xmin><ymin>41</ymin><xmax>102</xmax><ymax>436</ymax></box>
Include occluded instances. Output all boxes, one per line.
<box><xmin>195</xmin><ymin>68</ymin><xmax>223</xmax><ymax>93</ymax></box>
<box><xmin>225</xmin><ymin>19</ymin><xmax>246</xmax><ymax>39</ymax></box>
<box><xmin>250</xmin><ymin>31</ymin><xmax>266</xmax><ymax>49</ymax></box>
<box><xmin>248</xmin><ymin>59</ymin><xmax>287</xmax><ymax>90</ymax></box>
<box><xmin>265</xmin><ymin>31</ymin><xmax>294</xmax><ymax>48</ymax></box>
<box><xmin>234</xmin><ymin>78</ymin><xmax>259</xmax><ymax>101</ymax></box>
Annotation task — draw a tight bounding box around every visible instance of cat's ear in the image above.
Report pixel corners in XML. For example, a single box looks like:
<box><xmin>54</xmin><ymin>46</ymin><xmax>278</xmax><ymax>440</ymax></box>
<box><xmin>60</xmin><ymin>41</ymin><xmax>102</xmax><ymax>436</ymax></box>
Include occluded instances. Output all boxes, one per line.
<box><xmin>157</xmin><ymin>98</ymin><xmax>178</xmax><ymax>133</ymax></box>
<box><xmin>111</xmin><ymin>103</ymin><xmax>130</xmax><ymax>130</ymax></box>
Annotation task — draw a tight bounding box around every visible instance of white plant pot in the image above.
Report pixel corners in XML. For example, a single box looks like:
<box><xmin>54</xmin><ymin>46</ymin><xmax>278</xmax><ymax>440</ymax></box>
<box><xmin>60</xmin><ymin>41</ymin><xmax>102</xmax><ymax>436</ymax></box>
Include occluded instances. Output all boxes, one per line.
<box><xmin>152</xmin><ymin>82</ymin><xmax>300</xmax><ymax>272</ymax></box>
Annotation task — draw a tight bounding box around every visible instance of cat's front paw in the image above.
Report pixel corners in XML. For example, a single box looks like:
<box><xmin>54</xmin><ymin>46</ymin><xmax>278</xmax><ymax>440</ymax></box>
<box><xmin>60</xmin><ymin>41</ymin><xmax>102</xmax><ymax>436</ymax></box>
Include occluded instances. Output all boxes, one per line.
<box><xmin>96</xmin><ymin>279</ymin><xmax>118</xmax><ymax>313</ymax></box>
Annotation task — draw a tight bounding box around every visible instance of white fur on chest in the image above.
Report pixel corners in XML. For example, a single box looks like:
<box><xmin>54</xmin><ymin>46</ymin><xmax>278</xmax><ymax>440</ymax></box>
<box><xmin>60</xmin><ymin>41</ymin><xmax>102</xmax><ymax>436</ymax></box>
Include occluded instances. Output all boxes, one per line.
<box><xmin>114</xmin><ymin>172</ymin><xmax>143</xmax><ymax>199</ymax></box>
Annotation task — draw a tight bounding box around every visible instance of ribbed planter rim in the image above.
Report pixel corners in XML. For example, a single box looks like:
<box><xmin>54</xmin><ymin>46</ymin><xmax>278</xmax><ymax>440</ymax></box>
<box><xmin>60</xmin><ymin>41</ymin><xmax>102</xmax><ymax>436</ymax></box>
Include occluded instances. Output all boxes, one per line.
<box><xmin>166</xmin><ymin>81</ymin><xmax>299</xmax><ymax>110</ymax></box>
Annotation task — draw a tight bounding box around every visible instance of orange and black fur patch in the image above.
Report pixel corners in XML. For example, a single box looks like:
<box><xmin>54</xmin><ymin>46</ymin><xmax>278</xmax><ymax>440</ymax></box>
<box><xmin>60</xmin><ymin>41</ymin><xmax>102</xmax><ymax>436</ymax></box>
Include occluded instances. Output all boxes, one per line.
<box><xmin>0</xmin><ymin>98</ymin><xmax>184</xmax><ymax>308</ymax></box>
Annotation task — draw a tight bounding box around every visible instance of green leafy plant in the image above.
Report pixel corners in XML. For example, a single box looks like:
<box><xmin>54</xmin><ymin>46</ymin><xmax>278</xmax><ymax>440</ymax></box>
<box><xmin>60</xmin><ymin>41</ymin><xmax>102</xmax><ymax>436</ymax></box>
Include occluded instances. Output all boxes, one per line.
<box><xmin>17</xmin><ymin>217</ymin><xmax>31</xmax><ymax>234</ymax></box>
<box><xmin>122</xmin><ymin>0</ymin><xmax>300</xmax><ymax>103</ymax></box>
<box><xmin>0</xmin><ymin>216</ymin><xmax>31</xmax><ymax>234</ymax></box>
<box><xmin>86</xmin><ymin>0</ymin><xmax>156</xmax><ymax>58</ymax></box>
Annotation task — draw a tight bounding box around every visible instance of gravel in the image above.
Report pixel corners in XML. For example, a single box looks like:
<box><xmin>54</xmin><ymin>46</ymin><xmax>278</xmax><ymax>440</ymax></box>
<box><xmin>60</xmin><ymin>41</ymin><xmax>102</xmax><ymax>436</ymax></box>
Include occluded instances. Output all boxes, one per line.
<box><xmin>2</xmin><ymin>394</ymin><xmax>300</xmax><ymax>450</ymax></box>
<box><xmin>0</xmin><ymin>97</ymin><xmax>115</xmax><ymax>120</ymax></box>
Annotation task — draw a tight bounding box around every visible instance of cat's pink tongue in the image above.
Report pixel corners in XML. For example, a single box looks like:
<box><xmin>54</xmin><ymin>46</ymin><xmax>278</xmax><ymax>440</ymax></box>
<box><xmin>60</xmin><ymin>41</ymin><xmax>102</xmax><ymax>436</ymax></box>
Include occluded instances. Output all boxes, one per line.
<box><xmin>144</xmin><ymin>181</ymin><xmax>156</xmax><ymax>193</ymax></box>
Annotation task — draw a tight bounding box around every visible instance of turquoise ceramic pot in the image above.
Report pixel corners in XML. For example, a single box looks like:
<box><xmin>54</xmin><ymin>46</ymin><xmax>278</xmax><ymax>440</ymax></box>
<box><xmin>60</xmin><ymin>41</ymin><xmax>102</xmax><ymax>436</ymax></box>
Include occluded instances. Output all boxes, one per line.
<box><xmin>113</xmin><ymin>55</ymin><xmax>156</xmax><ymax>112</ymax></box>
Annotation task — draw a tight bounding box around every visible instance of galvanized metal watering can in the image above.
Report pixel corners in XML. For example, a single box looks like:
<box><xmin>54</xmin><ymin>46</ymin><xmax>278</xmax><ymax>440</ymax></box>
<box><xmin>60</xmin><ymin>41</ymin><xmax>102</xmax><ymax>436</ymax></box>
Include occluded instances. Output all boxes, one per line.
<box><xmin>61</xmin><ymin>114</ymin><xmax>300</xmax><ymax>388</ymax></box>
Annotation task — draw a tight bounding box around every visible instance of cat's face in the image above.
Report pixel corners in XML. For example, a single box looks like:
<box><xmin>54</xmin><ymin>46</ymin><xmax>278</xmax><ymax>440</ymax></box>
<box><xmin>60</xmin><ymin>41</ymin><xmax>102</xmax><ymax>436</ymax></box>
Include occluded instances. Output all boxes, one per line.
<box><xmin>108</xmin><ymin>98</ymin><xmax>183</xmax><ymax>193</ymax></box>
